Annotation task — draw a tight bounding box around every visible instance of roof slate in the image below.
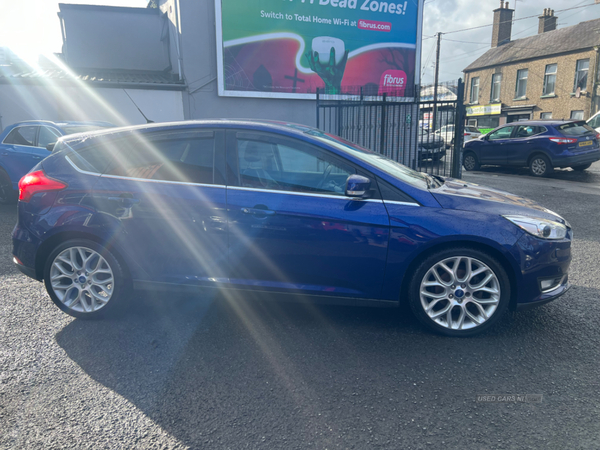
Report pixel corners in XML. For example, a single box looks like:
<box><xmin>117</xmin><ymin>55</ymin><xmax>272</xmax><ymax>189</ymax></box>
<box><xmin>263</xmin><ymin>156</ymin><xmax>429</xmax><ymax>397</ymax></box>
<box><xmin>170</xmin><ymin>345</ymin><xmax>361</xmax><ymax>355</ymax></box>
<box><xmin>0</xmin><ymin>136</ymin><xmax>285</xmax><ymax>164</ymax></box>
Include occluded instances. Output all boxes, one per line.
<box><xmin>0</xmin><ymin>67</ymin><xmax>184</xmax><ymax>88</ymax></box>
<box><xmin>464</xmin><ymin>18</ymin><xmax>600</xmax><ymax>72</ymax></box>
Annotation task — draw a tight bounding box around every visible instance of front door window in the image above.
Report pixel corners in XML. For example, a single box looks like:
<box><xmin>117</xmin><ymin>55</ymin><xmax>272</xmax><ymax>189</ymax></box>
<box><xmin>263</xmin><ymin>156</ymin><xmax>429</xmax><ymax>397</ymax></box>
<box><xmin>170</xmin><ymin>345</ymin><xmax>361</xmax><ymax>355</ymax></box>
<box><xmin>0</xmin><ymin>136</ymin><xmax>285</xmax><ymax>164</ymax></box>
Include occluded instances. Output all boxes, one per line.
<box><xmin>488</xmin><ymin>127</ymin><xmax>514</xmax><ymax>141</ymax></box>
<box><xmin>237</xmin><ymin>135</ymin><xmax>354</xmax><ymax>195</ymax></box>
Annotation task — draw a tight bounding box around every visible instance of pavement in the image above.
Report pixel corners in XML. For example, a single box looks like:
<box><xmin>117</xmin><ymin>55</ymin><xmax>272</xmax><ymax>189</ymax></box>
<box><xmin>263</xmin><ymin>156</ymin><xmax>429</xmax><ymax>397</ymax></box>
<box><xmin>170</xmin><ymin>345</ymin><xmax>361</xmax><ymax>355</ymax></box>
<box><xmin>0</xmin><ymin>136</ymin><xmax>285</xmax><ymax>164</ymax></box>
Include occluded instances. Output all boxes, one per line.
<box><xmin>0</xmin><ymin>168</ymin><xmax>599</xmax><ymax>449</ymax></box>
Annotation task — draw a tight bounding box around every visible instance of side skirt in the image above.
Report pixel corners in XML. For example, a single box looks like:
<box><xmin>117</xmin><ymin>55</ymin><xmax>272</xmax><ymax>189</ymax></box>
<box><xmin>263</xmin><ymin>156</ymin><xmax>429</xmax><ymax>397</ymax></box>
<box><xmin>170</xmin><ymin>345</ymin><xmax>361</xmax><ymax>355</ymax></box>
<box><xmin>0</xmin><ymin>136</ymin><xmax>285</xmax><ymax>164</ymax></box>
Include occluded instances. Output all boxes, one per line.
<box><xmin>133</xmin><ymin>280</ymin><xmax>400</xmax><ymax>308</ymax></box>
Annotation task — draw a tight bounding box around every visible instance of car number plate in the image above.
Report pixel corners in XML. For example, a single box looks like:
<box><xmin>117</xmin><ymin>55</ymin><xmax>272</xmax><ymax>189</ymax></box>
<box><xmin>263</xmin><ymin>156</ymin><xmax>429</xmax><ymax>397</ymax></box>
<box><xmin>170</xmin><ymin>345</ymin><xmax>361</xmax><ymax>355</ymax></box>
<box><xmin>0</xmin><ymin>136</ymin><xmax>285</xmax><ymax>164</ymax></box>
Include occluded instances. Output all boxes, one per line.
<box><xmin>579</xmin><ymin>140</ymin><xmax>593</xmax><ymax>147</ymax></box>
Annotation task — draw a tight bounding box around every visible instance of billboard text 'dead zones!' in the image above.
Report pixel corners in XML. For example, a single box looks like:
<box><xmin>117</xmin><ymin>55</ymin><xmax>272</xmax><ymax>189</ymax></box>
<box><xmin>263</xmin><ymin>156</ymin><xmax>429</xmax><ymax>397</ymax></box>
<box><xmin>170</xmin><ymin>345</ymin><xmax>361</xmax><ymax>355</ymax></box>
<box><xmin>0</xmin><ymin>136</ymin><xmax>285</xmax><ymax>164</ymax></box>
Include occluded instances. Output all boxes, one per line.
<box><xmin>215</xmin><ymin>0</ymin><xmax>423</xmax><ymax>99</ymax></box>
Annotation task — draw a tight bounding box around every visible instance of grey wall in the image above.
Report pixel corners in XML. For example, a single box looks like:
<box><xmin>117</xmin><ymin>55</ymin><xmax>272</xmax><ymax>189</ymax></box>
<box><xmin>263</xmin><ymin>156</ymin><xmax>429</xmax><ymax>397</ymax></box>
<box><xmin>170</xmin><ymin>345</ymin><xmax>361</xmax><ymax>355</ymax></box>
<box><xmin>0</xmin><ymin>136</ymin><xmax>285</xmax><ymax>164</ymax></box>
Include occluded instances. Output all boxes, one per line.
<box><xmin>0</xmin><ymin>83</ymin><xmax>184</xmax><ymax>131</ymax></box>
<box><xmin>59</xmin><ymin>4</ymin><xmax>170</xmax><ymax>71</ymax></box>
<box><xmin>159</xmin><ymin>0</ymin><xmax>317</xmax><ymax>125</ymax></box>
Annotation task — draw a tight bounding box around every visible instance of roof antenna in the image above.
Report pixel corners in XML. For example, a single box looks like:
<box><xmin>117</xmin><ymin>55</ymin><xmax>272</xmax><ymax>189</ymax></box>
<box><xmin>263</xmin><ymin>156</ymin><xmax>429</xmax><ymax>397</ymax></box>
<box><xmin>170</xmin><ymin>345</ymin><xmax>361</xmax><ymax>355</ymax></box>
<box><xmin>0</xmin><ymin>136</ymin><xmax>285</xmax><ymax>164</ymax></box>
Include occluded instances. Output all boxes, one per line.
<box><xmin>123</xmin><ymin>89</ymin><xmax>154</xmax><ymax>123</ymax></box>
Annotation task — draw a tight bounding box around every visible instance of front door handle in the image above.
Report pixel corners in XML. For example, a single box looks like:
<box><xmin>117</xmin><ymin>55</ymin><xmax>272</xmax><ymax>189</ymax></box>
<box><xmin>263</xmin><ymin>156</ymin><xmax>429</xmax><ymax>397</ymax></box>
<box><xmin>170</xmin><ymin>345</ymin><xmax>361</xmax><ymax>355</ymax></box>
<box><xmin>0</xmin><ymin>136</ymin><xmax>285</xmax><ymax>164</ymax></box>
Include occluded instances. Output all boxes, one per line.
<box><xmin>32</xmin><ymin>156</ymin><xmax>41</xmax><ymax>160</ymax></box>
<box><xmin>242</xmin><ymin>207</ymin><xmax>275</xmax><ymax>216</ymax></box>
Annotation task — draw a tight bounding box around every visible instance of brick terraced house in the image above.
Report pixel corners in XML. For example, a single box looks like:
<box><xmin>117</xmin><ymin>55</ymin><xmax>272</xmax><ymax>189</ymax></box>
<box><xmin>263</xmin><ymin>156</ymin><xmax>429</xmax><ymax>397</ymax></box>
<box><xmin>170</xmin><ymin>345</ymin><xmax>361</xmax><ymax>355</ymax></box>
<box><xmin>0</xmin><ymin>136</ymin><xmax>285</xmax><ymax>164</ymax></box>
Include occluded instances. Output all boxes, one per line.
<box><xmin>463</xmin><ymin>1</ymin><xmax>600</xmax><ymax>131</ymax></box>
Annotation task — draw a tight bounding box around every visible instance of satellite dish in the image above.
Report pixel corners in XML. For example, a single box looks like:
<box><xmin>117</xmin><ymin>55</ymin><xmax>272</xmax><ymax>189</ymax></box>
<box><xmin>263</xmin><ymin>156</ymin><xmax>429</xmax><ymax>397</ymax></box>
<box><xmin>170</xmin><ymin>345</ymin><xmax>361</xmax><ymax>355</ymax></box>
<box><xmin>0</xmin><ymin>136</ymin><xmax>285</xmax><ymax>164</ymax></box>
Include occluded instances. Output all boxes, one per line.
<box><xmin>576</xmin><ymin>87</ymin><xmax>581</xmax><ymax>98</ymax></box>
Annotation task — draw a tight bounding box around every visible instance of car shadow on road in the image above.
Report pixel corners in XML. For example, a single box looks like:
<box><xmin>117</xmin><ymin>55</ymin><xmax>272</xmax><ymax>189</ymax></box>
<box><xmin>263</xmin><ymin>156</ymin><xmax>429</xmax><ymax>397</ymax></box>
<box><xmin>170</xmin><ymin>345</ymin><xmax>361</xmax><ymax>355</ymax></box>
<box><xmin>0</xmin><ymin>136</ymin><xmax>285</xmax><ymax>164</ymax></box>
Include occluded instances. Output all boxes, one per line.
<box><xmin>55</xmin><ymin>287</ymin><xmax>598</xmax><ymax>448</ymax></box>
<box><xmin>470</xmin><ymin>165</ymin><xmax>600</xmax><ymax>184</ymax></box>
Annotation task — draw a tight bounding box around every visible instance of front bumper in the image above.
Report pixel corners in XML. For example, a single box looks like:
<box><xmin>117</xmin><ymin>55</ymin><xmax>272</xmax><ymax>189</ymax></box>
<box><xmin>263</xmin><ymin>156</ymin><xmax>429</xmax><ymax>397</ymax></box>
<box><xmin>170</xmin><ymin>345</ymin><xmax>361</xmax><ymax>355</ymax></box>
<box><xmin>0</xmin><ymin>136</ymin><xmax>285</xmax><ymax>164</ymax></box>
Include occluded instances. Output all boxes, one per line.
<box><xmin>510</xmin><ymin>230</ymin><xmax>572</xmax><ymax>310</ymax></box>
<box><xmin>515</xmin><ymin>281</ymin><xmax>570</xmax><ymax>311</ymax></box>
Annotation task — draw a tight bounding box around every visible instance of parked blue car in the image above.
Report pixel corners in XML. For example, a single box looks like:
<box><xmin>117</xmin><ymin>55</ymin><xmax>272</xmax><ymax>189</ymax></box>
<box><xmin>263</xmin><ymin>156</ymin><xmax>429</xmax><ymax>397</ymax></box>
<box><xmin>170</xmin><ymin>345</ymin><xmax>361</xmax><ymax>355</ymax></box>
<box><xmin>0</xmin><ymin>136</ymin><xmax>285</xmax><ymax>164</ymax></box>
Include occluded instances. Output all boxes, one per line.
<box><xmin>0</xmin><ymin>120</ymin><xmax>114</xmax><ymax>203</ymax></box>
<box><xmin>462</xmin><ymin>120</ymin><xmax>600</xmax><ymax>177</ymax></box>
<box><xmin>12</xmin><ymin>120</ymin><xmax>572</xmax><ymax>336</ymax></box>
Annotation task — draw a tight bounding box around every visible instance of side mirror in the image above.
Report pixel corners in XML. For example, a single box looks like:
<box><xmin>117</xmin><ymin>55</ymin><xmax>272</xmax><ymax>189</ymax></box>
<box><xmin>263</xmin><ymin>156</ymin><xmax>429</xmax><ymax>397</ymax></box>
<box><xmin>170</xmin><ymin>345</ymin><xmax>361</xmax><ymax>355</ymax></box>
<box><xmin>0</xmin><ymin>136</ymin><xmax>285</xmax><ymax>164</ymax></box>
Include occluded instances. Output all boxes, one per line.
<box><xmin>345</xmin><ymin>174</ymin><xmax>371</xmax><ymax>198</ymax></box>
<box><xmin>46</xmin><ymin>143</ymin><xmax>56</xmax><ymax>152</ymax></box>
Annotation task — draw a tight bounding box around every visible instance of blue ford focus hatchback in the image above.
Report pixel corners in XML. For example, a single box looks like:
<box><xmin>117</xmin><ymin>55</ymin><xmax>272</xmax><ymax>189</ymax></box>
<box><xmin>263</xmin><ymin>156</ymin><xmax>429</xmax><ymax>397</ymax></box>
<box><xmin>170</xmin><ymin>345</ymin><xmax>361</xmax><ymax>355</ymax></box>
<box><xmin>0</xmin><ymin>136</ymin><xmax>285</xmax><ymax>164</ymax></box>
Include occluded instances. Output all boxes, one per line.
<box><xmin>12</xmin><ymin>120</ymin><xmax>572</xmax><ymax>336</ymax></box>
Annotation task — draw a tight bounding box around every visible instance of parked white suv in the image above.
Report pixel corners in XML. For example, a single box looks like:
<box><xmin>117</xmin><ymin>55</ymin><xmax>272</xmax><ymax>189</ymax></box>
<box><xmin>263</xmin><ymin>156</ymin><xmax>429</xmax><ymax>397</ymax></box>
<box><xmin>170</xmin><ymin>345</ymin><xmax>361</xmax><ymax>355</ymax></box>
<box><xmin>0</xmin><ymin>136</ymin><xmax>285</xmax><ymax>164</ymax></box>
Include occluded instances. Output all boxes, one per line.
<box><xmin>434</xmin><ymin>125</ymin><xmax>481</xmax><ymax>148</ymax></box>
<box><xmin>587</xmin><ymin>110</ymin><xmax>600</xmax><ymax>132</ymax></box>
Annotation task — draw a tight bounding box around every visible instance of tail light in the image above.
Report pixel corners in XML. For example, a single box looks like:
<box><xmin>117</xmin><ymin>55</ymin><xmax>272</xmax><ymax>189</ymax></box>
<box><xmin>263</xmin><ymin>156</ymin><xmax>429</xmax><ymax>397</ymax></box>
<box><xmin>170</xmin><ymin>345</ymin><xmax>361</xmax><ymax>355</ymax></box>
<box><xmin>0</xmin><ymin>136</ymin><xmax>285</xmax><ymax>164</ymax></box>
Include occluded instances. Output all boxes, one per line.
<box><xmin>596</xmin><ymin>132</ymin><xmax>600</xmax><ymax>140</ymax></box>
<box><xmin>549</xmin><ymin>137</ymin><xmax>577</xmax><ymax>145</ymax></box>
<box><xmin>18</xmin><ymin>170</ymin><xmax>67</xmax><ymax>203</ymax></box>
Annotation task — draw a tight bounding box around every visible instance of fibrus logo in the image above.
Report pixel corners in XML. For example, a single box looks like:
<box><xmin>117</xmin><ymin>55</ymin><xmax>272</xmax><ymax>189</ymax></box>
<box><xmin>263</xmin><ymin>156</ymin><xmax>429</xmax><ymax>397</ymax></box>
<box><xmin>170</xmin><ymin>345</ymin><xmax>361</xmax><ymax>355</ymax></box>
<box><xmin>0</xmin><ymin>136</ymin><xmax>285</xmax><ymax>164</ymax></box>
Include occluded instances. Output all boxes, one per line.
<box><xmin>378</xmin><ymin>70</ymin><xmax>406</xmax><ymax>96</ymax></box>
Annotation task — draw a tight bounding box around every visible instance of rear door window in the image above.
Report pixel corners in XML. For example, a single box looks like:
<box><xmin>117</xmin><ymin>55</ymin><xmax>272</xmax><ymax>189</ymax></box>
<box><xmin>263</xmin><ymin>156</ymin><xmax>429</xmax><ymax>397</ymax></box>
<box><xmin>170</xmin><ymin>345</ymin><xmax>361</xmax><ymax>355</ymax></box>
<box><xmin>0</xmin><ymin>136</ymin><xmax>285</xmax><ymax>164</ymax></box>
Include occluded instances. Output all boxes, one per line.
<box><xmin>3</xmin><ymin>126</ymin><xmax>38</xmax><ymax>147</ymax></box>
<box><xmin>68</xmin><ymin>131</ymin><xmax>221</xmax><ymax>184</ymax></box>
<box><xmin>103</xmin><ymin>133</ymin><xmax>216</xmax><ymax>184</ymax></box>
<box><xmin>515</xmin><ymin>125</ymin><xmax>546</xmax><ymax>138</ymax></box>
<box><xmin>558</xmin><ymin>122</ymin><xmax>595</xmax><ymax>136</ymax></box>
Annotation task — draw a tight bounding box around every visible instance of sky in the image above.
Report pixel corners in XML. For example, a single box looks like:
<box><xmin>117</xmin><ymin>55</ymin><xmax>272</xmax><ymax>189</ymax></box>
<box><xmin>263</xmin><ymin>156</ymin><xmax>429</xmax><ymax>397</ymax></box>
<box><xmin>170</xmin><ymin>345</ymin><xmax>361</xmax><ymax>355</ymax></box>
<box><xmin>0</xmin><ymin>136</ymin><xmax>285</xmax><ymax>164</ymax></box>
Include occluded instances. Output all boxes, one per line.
<box><xmin>1</xmin><ymin>0</ymin><xmax>599</xmax><ymax>84</ymax></box>
<box><xmin>421</xmin><ymin>0</ymin><xmax>600</xmax><ymax>84</ymax></box>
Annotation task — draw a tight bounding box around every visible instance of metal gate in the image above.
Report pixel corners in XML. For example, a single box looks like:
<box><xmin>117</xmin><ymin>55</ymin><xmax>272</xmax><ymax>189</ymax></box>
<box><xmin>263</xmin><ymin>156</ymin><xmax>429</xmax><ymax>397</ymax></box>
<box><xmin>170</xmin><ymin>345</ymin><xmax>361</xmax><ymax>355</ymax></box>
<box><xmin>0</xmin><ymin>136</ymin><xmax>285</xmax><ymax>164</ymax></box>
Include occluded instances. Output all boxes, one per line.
<box><xmin>316</xmin><ymin>79</ymin><xmax>466</xmax><ymax>178</ymax></box>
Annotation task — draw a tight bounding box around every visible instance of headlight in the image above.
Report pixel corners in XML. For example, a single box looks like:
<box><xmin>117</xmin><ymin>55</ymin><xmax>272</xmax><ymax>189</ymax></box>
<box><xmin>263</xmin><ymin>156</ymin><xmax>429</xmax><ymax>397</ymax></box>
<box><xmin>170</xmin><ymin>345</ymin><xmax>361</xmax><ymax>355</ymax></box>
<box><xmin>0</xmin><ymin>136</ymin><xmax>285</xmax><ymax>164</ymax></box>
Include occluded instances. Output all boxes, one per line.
<box><xmin>503</xmin><ymin>215</ymin><xmax>568</xmax><ymax>240</ymax></box>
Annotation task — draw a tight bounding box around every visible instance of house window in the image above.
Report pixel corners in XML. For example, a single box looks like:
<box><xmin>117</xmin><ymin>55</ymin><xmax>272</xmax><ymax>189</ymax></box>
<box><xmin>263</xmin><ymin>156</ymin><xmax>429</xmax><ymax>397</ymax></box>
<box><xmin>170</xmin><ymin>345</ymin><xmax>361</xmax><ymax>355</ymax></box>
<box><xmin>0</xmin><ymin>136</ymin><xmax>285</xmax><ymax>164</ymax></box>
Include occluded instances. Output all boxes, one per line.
<box><xmin>542</xmin><ymin>64</ymin><xmax>557</xmax><ymax>96</ymax></box>
<box><xmin>515</xmin><ymin>69</ymin><xmax>528</xmax><ymax>99</ymax></box>
<box><xmin>470</xmin><ymin>77</ymin><xmax>480</xmax><ymax>104</ymax></box>
<box><xmin>490</xmin><ymin>73</ymin><xmax>502</xmax><ymax>102</ymax></box>
<box><xmin>574</xmin><ymin>59</ymin><xmax>589</xmax><ymax>92</ymax></box>
<box><xmin>570</xmin><ymin>110</ymin><xmax>584</xmax><ymax>120</ymax></box>
<box><xmin>540</xmin><ymin>112</ymin><xmax>552</xmax><ymax>119</ymax></box>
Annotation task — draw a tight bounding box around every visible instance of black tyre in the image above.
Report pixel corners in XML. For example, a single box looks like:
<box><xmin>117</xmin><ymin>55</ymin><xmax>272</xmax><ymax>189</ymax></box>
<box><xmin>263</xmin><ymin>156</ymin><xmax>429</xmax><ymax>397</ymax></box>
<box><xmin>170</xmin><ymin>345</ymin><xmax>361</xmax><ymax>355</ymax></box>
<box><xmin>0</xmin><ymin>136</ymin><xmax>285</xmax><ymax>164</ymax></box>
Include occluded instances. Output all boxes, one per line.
<box><xmin>43</xmin><ymin>239</ymin><xmax>129</xmax><ymax>319</ymax></box>
<box><xmin>408</xmin><ymin>247</ymin><xmax>511</xmax><ymax>337</ymax></box>
<box><xmin>462</xmin><ymin>152</ymin><xmax>480</xmax><ymax>171</ymax></box>
<box><xmin>0</xmin><ymin>169</ymin><xmax>15</xmax><ymax>204</ymax></box>
<box><xmin>529</xmin><ymin>154</ymin><xmax>553</xmax><ymax>177</ymax></box>
<box><xmin>571</xmin><ymin>164</ymin><xmax>591</xmax><ymax>171</ymax></box>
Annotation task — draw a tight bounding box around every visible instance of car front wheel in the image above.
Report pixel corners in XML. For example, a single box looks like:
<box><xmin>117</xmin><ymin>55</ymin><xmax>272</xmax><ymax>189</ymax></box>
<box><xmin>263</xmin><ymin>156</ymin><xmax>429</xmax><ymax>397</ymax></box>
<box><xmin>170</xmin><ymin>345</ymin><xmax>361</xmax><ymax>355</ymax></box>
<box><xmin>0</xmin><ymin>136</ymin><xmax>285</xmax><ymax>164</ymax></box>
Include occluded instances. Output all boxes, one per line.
<box><xmin>44</xmin><ymin>239</ymin><xmax>128</xmax><ymax>319</ymax></box>
<box><xmin>463</xmin><ymin>152</ymin><xmax>480</xmax><ymax>171</ymax></box>
<box><xmin>408</xmin><ymin>248</ymin><xmax>510</xmax><ymax>337</ymax></box>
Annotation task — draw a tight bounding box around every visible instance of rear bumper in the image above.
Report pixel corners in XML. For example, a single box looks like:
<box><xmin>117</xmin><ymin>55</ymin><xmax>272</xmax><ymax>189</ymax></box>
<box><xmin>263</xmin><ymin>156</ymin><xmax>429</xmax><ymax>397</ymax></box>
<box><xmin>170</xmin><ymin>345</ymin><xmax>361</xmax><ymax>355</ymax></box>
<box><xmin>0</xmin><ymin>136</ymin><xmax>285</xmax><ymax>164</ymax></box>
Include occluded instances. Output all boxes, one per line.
<box><xmin>14</xmin><ymin>259</ymin><xmax>40</xmax><ymax>281</ymax></box>
<box><xmin>553</xmin><ymin>149</ymin><xmax>600</xmax><ymax>167</ymax></box>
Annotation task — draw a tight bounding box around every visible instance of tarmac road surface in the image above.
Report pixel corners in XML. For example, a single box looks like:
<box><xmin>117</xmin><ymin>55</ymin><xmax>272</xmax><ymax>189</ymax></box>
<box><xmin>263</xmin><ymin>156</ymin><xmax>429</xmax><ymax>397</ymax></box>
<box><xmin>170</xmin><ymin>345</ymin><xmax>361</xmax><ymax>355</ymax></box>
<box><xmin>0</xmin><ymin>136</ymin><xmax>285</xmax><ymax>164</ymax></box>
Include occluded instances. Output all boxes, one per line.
<box><xmin>0</xmin><ymin>171</ymin><xmax>598</xmax><ymax>449</ymax></box>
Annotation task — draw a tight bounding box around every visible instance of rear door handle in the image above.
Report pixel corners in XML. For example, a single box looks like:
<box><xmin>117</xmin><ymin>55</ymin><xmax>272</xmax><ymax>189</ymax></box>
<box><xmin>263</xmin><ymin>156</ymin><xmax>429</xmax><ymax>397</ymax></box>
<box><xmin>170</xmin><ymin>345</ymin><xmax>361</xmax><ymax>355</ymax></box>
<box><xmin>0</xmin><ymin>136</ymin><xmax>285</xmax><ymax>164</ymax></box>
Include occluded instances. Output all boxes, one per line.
<box><xmin>108</xmin><ymin>196</ymin><xmax>140</xmax><ymax>204</ymax></box>
<box><xmin>32</xmin><ymin>156</ymin><xmax>41</xmax><ymax>160</ymax></box>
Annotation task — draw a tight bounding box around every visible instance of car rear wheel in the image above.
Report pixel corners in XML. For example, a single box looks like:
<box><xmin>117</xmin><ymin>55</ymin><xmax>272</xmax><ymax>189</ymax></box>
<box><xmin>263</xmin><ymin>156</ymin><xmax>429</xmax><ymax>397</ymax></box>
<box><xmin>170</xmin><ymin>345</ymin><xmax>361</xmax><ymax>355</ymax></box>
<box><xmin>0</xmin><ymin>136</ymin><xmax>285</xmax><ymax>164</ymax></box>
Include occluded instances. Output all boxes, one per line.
<box><xmin>0</xmin><ymin>170</ymin><xmax>15</xmax><ymax>204</ymax></box>
<box><xmin>43</xmin><ymin>239</ymin><xmax>128</xmax><ymax>319</ymax></box>
<box><xmin>571</xmin><ymin>164</ymin><xmax>591</xmax><ymax>171</ymax></box>
<box><xmin>408</xmin><ymin>248</ymin><xmax>510</xmax><ymax>337</ymax></box>
<box><xmin>463</xmin><ymin>152</ymin><xmax>480</xmax><ymax>171</ymax></box>
<box><xmin>529</xmin><ymin>154</ymin><xmax>553</xmax><ymax>177</ymax></box>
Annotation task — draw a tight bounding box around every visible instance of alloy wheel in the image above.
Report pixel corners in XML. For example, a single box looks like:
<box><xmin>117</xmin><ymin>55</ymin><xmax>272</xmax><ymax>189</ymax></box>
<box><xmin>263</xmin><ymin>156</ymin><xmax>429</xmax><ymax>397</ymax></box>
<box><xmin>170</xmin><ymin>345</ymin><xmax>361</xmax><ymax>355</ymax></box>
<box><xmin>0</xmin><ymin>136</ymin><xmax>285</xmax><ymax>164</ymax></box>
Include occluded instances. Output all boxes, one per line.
<box><xmin>531</xmin><ymin>158</ymin><xmax>547</xmax><ymax>176</ymax></box>
<box><xmin>463</xmin><ymin>155</ymin><xmax>476</xmax><ymax>171</ymax></box>
<box><xmin>49</xmin><ymin>246</ymin><xmax>114</xmax><ymax>313</ymax></box>
<box><xmin>419</xmin><ymin>256</ymin><xmax>500</xmax><ymax>330</ymax></box>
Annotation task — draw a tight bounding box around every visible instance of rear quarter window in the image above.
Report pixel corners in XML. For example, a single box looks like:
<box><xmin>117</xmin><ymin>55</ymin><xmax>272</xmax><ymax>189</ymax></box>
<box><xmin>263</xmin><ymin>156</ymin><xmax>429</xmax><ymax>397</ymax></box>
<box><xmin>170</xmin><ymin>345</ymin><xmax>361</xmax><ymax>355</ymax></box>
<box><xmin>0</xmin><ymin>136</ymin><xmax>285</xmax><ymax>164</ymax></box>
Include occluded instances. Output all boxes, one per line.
<box><xmin>558</xmin><ymin>122</ymin><xmax>595</xmax><ymax>136</ymax></box>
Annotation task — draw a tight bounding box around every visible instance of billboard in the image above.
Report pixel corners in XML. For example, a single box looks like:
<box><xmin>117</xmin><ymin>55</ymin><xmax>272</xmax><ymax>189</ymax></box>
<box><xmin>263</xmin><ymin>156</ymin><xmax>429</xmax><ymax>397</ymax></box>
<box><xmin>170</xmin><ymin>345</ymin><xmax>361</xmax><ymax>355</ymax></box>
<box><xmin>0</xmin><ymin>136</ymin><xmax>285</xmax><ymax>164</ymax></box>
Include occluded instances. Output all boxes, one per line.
<box><xmin>215</xmin><ymin>0</ymin><xmax>424</xmax><ymax>99</ymax></box>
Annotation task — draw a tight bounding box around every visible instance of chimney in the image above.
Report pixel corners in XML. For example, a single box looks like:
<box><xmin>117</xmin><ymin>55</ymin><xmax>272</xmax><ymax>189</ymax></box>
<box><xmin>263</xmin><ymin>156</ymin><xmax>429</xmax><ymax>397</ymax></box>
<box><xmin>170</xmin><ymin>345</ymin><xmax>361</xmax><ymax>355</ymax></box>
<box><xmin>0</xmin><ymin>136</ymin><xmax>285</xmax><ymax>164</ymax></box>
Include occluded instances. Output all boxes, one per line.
<box><xmin>492</xmin><ymin>0</ymin><xmax>514</xmax><ymax>48</ymax></box>
<box><xmin>538</xmin><ymin>8</ymin><xmax>557</xmax><ymax>34</ymax></box>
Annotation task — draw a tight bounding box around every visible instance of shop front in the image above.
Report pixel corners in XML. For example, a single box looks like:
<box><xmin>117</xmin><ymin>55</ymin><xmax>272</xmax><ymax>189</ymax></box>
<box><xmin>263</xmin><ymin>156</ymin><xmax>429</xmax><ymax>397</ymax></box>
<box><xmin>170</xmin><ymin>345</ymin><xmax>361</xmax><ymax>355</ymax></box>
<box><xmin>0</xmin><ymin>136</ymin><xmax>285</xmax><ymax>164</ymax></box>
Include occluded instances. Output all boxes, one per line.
<box><xmin>465</xmin><ymin>103</ymin><xmax>501</xmax><ymax>133</ymax></box>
